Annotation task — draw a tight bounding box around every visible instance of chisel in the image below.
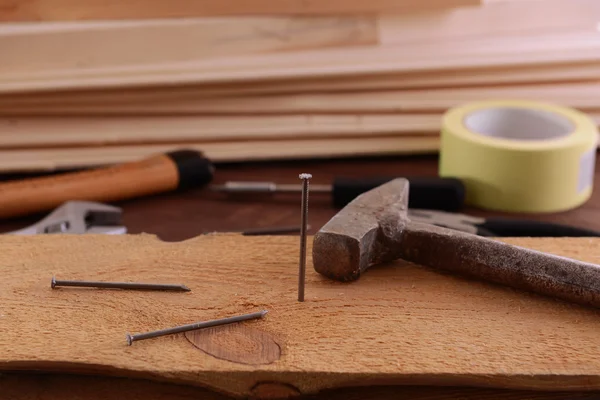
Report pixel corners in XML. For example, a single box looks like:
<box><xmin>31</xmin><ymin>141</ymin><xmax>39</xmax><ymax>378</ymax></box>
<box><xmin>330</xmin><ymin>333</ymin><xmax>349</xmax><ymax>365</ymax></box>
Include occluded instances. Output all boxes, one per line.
<box><xmin>211</xmin><ymin>176</ymin><xmax>465</xmax><ymax>211</ymax></box>
<box><xmin>0</xmin><ymin>149</ymin><xmax>214</xmax><ymax>219</ymax></box>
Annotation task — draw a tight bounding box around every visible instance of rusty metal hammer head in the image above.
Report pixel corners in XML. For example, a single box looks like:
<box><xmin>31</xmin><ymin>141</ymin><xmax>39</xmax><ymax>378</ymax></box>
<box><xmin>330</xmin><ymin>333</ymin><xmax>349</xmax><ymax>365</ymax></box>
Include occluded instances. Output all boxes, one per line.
<box><xmin>312</xmin><ymin>178</ymin><xmax>600</xmax><ymax>311</ymax></box>
<box><xmin>312</xmin><ymin>178</ymin><xmax>410</xmax><ymax>281</ymax></box>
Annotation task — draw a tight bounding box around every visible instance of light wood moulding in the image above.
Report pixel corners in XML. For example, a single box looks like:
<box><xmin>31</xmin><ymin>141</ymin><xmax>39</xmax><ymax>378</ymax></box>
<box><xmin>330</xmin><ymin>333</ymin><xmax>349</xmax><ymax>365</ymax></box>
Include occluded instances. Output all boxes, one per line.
<box><xmin>0</xmin><ymin>111</ymin><xmax>596</xmax><ymax>148</ymax></box>
<box><xmin>1</xmin><ymin>31</ymin><xmax>599</xmax><ymax>94</ymax></box>
<box><xmin>3</xmin><ymin>234</ymin><xmax>600</xmax><ymax>398</ymax></box>
<box><xmin>0</xmin><ymin>135</ymin><xmax>440</xmax><ymax>172</ymax></box>
<box><xmin>0</xmin><ymin>16</ymin><xmax>378</xmax><ymax>77</ymax></box>
<box><xmin>378</xmin><ymin>0</ymin><xmax>600</xmax><ymax>46</ymax></box>
<box><xmin>1</xmin><ymin>0</ymin><xmax>596</xmax><ymax>79</ymax></box>
<box><xmin>3</xmin><ymin>82</ymin><xmax>599</xmax><ymax>115</ymax></box>
<box><xmin>0</xmin><ymin>0</ymin><xmax>478</xmax><ymax>21</ymax></box>
<box><xmin>0</xmin><ymin>114</ymin><xmax>442</xmax><ymax>147</ymax></box>
<box><xmin>2</xmin><ymin>62</ymin><xmax>600</xmax><ymax>107</ymax></box>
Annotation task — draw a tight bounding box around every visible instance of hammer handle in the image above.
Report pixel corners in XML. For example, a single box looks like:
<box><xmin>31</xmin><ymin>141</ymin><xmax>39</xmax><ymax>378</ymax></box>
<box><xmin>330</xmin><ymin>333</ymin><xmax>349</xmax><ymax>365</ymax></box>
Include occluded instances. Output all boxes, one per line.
<box><xmin>0</xmin><ymin>150</ymin><xmax>213</xmax><ymax>219</ymax></box>
<box><xmin>399</xmin><ymin>222</ymin><xmax>600</xmax><ymax>309</ymax></box>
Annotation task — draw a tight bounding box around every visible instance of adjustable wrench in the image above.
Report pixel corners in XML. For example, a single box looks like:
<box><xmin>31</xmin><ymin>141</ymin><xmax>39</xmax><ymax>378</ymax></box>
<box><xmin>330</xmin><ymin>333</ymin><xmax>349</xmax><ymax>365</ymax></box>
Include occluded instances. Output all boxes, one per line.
<box><xmin>6</xmin><ymin>201</ymin><xmax>126</xmax><ymax>235</ymax></box>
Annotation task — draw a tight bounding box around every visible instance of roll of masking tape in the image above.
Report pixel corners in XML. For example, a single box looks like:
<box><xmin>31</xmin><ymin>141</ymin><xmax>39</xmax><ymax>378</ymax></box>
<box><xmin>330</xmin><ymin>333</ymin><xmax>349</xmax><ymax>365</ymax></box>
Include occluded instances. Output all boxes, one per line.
<box><xmin>439</xmin><ymin>100</ymin><xmax>598</xmax><ymax>213</ymax></box>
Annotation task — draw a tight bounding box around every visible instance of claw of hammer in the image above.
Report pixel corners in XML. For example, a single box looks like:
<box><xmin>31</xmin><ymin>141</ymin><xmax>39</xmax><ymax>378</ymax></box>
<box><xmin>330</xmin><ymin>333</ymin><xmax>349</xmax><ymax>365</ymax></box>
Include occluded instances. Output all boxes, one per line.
<box><xmin>312</xmin><ymin>178</ymin><xmax>600</xmax><ymax>309</ymax></box>
<box><xmin>6</xmin><ymin>201</ymin><xmax>126</xmax><ymax>235</ymax></box>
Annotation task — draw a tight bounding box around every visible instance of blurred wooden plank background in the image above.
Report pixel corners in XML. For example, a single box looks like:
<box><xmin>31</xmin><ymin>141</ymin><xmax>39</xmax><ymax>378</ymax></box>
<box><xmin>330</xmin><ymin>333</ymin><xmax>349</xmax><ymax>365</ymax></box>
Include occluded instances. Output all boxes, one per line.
<box><xmin>0</xmin><ymin>0</ymin><xmax>597</xmax><ymax>172</ymax></box>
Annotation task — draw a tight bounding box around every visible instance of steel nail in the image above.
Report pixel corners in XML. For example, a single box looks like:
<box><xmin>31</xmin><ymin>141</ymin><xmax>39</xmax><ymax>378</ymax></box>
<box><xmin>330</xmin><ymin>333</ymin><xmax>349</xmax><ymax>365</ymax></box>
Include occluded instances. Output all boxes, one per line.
<box><xmin>298</xmin><ymin>173</ymin><xmax>312</xmax><ymax>302</ymax></box>
<box><xmin>126</xmin><ymin>310</ymin><xmax>268</xmax><ymax>345</ymax></box>
<box><xmin>50</xmin><ymin>276</ymin><xmax>191</xmax><ymax>292</ymax></box>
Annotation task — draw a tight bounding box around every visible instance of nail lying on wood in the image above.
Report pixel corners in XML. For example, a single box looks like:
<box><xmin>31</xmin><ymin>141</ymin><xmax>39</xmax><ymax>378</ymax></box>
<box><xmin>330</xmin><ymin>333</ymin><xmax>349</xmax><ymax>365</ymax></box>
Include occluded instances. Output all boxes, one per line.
<box><xmin>126</xmin><ymin>310</ymin><xmax>268</xmax><ymax>346</ymax></box>
<box><xmin>50</xmin><ymin>276</ymin><xmax>191</xmax><ymax>292</ymax></box>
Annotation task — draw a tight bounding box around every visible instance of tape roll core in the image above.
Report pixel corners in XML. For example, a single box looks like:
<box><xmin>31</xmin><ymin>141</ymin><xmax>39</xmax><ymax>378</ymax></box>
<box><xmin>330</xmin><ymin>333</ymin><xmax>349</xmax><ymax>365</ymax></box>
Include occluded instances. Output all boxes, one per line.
<box><xmin>439</xmin><ymin>100</ymin><xmax>598</xmax><ymax>213</ymax></box>
<box><xmin>464</xmin><ymin>107</ymin><xmax>574</xmax><ymax>141</ymax></box>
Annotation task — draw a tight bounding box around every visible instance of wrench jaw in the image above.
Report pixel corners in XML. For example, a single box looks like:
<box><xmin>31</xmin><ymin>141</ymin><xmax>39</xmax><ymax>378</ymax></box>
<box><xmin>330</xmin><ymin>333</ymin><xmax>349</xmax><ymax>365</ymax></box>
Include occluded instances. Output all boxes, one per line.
<box><xmin>85</xmin><ymin>225</ymin><xmax>128</xmax><ymax>235</ymax></box>
<box><xmin>6</xmin><ymin>201</ymin><xmax>126</xmax><ymax>235</ymax></box>
<box><xmin>82</xmin><ymin>209</ymin><xmax>127</xmax><ymax>234</ymax></box>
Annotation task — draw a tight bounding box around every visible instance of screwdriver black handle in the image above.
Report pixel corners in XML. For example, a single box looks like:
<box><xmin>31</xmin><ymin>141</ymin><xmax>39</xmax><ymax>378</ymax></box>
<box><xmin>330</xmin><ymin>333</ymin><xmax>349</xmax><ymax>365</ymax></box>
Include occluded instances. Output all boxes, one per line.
<box><xmin>331</xmin><ymin>176</ymin><xmax>465</xmax><ymax>211</ymax></box>
<box><xmin>477</xmin><ymin>218</ymin><xmax>600</xmax><ymax>237</ymax></box>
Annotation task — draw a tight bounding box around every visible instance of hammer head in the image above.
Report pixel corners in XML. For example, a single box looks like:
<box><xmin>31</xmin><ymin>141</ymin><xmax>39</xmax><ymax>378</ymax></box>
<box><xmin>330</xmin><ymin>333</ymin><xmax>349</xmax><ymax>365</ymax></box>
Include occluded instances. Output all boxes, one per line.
<box><xmin>312</xmin><ymin>178</ymin><xmax>410</xmax><ymax>281</ymax></box>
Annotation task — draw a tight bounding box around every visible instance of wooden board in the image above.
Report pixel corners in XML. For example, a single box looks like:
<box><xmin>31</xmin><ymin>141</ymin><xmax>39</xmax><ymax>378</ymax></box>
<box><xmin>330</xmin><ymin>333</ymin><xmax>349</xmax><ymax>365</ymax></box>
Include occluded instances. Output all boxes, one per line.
<box><xmin>0</xmin><ymin>16</ymin><xmax>378</xmax><ymax>77</ymax></box>
<box><xmin>3</xmin><ymin>62</ymin><xmax>600</xmax><ymax>105</ymax></box>
<box><xmin>379</xmin><ymin>0</ymin><xmax>600</xmax><ymax>46</ymax></box>
<box><xmin>3</xmin><ymin>234</ymin><xmax>600</xmax><ymax>399</ymax></box>
<box><xmin>0</xmin><ymin>111</ymin><xmax>596</xmax><ymax>148</ymax></box>
<box><xmin>2</xmin><ymin>31</ymin><xmax>599</xmax><ymax>94</ymax></box>
<box><xmin>4</xmin><ymin>83</ymin><xmax>598</xmax><ymax>115</ymax></box>
<box><xmin>1</xmin><ymin>0</ymin><xmax>595</xmax><ymax>79</ymax></box>
<box><xmin>0</xmin><ymin>0</ymin><xmax>478</xmax><ymax>21</ymax></box>
<box><xmin>0</xmin><ymin>114</ymin><xmax>442</xmax><ymax>147</ymax></box>
<box><xmin>0</xmin><ymin>135</ymin><xmax>439</xmax><ymax>172</ymax></box>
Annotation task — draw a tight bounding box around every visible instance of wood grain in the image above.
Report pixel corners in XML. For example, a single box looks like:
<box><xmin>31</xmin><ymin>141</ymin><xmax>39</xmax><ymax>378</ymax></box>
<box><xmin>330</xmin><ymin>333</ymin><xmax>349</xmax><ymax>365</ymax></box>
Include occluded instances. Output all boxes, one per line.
<box><xmin>186</xmin><ymin>324</ymin><xmax>282</xmax><ymax>365</ymax></box>
<box><xmin>3</xmin><ymin>234</ymin><xmax>600</xmax><ymax>398</ymax></box>
<box><xmin>0</xmin><ymin>135</ymin><xmax>440</xmax><ymax>172</ymax></box>
<box><xmin>0</xmin><ymin>0</ymin><xmax>478</xmax><ymax>21</ymax></box>
<box><xmin>3</xmin><ymin>62</ymin><xmax>600</xmax><ymax>106</ymax></box>
<box><xmin>379</xmin><ymin>0</ymin><xmax>600</xmax><ymax>46</ymax></box>
<box><xmin>0</xmin><ymin>115</ymin><xmax>442</xmax><ymax>147</ymax></box>
<box><xmin>4</xmin><ymin>83</ymin><xmax>598</xmax><ymax>115</ymax></box>
<box><xmin>0</xmin><ymin>16</ymin><xmax>377</xmax><ymax>77</ymax></box>
<box><xmin>1</xmin><ymin>0</ymin><xmax>595</xmax><ymax>79</ymax></box>
<box><xmin>2</xmin><ymin>31</ymin><xmax>599</xmax><ymax>94</ymax></box>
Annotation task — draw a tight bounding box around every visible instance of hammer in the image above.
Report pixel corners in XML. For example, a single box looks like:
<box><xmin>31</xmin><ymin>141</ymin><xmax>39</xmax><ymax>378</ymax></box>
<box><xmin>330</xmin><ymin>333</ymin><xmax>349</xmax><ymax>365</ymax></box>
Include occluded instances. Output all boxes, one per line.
<box><xmin>312</xmin><ymin>178</ymin><xmax>600</xmax><ymax>309</ymax></box>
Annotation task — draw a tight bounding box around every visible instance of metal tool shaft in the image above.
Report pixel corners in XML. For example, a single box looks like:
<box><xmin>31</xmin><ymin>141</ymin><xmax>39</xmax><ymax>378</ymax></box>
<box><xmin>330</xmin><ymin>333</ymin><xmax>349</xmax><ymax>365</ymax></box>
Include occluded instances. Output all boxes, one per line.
<box><xmin>211</xmin><ymin>181</ymin><xmax>330</xmax><ymax>194</ymax></box>
<box><xmin>398</xmin><ymin>221</ymin><xmax>600</xmax><ymax>309</ymax></box>
<box><xmin>298</xmin><ymin>174</ymin><xmax>312</xmax><ymax>302</ymax></box>
<box><xmin>126</xmin><ymin>310</ymin><xmax>268</xmax><ymax>345</ymax></box>
<box><xmin>51</xmin><ymin>276</ymin><xmax>190</xmax><ymax>292</ymax></box>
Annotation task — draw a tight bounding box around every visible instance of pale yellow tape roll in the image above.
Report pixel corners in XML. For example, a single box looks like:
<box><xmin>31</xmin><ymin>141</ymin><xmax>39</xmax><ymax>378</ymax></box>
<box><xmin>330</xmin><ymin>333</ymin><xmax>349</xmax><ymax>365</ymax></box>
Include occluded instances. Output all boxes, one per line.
<box><xmin>439</xmin><ymin>100</ymin><xmax>598</xmax><ymax>213</ymax></box>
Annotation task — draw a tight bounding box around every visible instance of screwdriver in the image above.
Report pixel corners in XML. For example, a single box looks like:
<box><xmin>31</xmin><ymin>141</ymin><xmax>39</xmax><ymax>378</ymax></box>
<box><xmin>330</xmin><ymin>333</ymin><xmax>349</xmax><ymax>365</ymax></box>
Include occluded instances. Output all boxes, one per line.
<box><xmin>211</xmin><ymin>176</ymin><xmax>465</xmax><ymax>211</ymax></box>
<box><xmin>0</xmin><ymin>149</ymin><xmax>214</xmax><ymax>219</ymax></box>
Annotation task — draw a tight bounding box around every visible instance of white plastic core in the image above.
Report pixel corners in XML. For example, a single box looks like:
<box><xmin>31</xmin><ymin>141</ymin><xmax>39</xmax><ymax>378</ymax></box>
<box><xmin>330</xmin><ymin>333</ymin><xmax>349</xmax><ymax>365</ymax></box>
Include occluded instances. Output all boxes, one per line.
<box><xmin>463</xmin><ymin>107</ymin><xmax>574</xmax><ymax>141</ymax></box>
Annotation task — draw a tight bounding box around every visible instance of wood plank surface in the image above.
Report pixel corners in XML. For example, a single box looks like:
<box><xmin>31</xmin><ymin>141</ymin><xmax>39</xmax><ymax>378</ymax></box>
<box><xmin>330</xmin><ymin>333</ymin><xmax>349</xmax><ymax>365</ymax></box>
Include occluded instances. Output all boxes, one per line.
<box><xmin>2</xmin><ymin>31</ymin><xmax>599</xmax><ymax>94</ymax></box>
<box><xmin>3</xmin><ymin>62</ymin><xmax>600</xmax><ymax>105</ymax></box>
<box><xmin>0</xmin><ymin>135</ymin><xmax>439</xmax><ymax>172</ymax></box>
<box><xmin>4</xmin><ymin>83</ymin><xmax>598</xmax><ymax>115</ymax></box>
<box><xmin>0</xmin><ymin>0</ymin><xmax>478</xmax><ymax>21</ymax></box>
<box><xmin>0</xmin><ymin>115</ymin><xmax>442</xmax><ymax>147</ymax></box>
<box><xmin>0</xmin><ymin>111</ymin><xmax>597</xmax><ymax>173</ymax></box>
<box><xmin>0</xmin><ymin>16</ymin><xmax>378</xmax><ymax>77</ymax></box>
<box><xmin>3</xmin><ymin>234</ymin><xmax>600</xmax><ymax>398</ymax></box>
<box><xmin>379</xmin><ymin>0</ymin><xmax>600</xmax><ymax>46</ymax></box>
<box><xmin>1</xmin><ymin>0</ymin><xmax>595</xmax><ymax>77</ymax></box>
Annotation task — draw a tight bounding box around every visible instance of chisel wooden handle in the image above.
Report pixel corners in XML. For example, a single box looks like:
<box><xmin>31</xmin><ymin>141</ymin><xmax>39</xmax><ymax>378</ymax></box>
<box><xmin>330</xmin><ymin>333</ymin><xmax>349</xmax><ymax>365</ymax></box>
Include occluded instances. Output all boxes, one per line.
<box><xmin>0</xmin><ymin>149</ymin><xmax>214</xmax><ymax>219</ymax></box>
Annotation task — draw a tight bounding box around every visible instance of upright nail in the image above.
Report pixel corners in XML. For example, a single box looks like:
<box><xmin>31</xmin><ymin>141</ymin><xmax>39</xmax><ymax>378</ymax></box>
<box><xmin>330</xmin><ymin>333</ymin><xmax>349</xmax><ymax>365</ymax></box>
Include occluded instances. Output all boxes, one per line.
<box><xmin>298</xmin><ymin>173</ymin><xmax>312</xmax><ymax>302</ymax></box>
<box><xmin>51</xmin><ymin>276</ymin><xmax>191</xmax><ymax>292</ymax></box>
<box><xmin>126</xmin><ymin>310</ymin><xmax>268</xmax><ymax>345</ymax></box>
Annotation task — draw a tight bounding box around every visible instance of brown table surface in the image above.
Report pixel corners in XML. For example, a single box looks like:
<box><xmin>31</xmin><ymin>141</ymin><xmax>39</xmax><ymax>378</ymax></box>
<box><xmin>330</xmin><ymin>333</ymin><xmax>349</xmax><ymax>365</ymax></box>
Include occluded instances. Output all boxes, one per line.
<box><xmin>2</xmin><ymin>154</ymin><xmax>600</xmax><ymax>400</ymax></box>
<box><xmin>2</xmin><ymin>154</ymin><xmax>600</xmax><ymax>240</ymax></box>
